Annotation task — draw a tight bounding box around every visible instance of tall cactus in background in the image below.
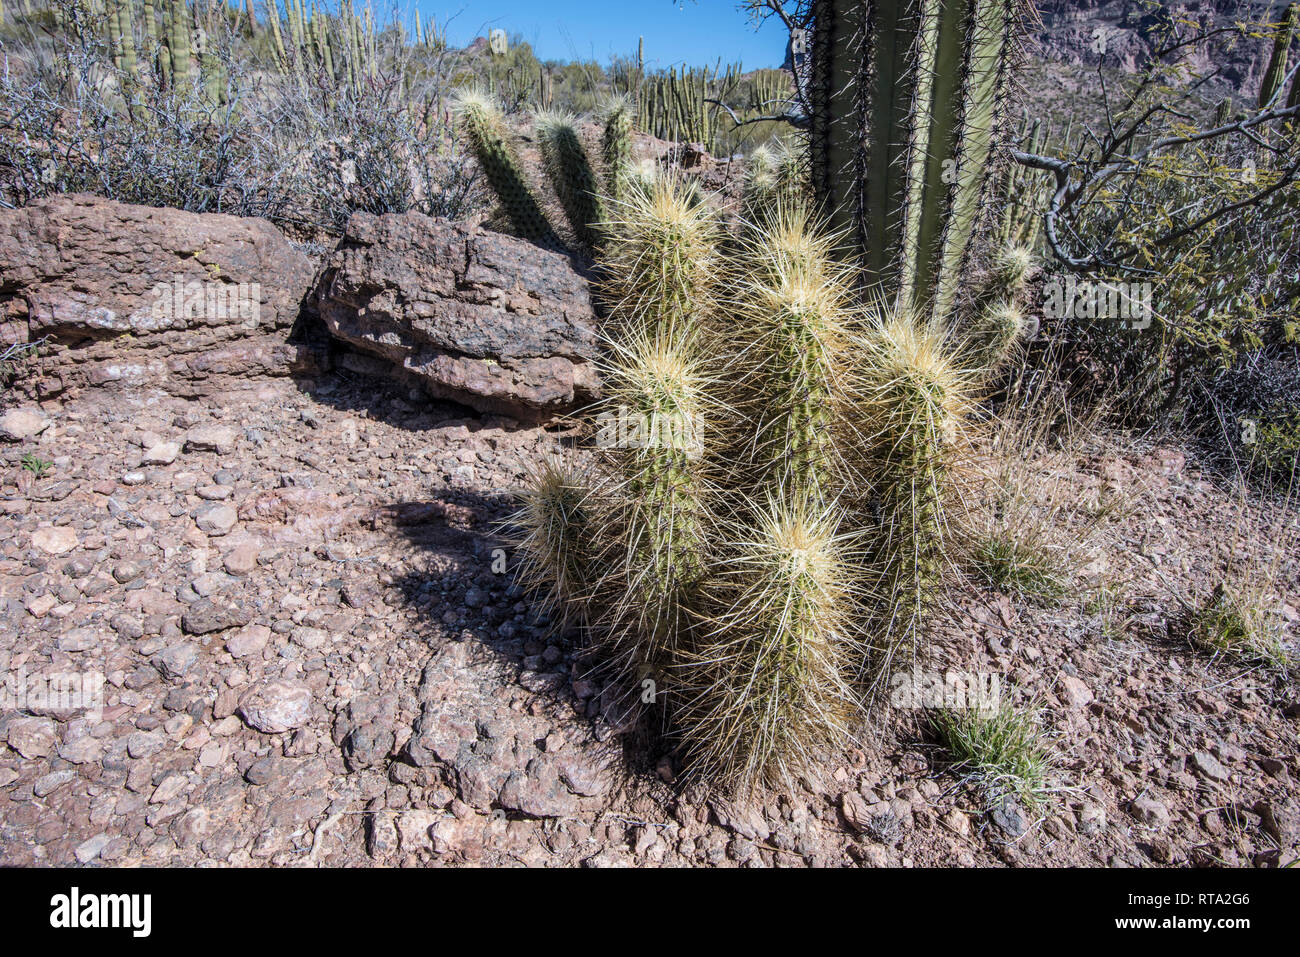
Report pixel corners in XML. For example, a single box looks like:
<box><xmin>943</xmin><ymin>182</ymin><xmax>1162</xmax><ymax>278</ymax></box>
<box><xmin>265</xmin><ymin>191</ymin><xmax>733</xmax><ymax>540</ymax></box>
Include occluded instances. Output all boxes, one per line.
<box><xmin>808</xmin><ymin>0</ymin><xmax>1021</xmax><ymax>323</ymax></box>
<box><xmin>166</xmin><ymin>0</ymin><xmax>191</xmax><ymax>89</ymax></box>
<box><xmin>1260</xmin><ymin>3</ymin><xmax>1297</xmax><ymax>108</ymax></box>
<box><xmin>107</xmin><ymin>0</ymin><xmax>139</xmax><ymax>79</ymax></box>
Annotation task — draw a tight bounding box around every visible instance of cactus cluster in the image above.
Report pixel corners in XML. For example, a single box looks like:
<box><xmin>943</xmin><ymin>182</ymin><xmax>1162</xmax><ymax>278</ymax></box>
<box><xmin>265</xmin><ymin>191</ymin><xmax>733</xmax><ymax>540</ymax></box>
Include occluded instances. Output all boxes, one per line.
<box><xmin>511</xmin><ymin>3</ymin><xmax>1041</xmax><ymax>795</ymax></box>
<box><xmin>515</xmin><ymin>165</ymin><xmax>990</xmax><ymax>792</ymax></box>
<box><xmin>454</xmin><ymin>90</ymin><xmax>634</xmax><ymax>256</ymax></box>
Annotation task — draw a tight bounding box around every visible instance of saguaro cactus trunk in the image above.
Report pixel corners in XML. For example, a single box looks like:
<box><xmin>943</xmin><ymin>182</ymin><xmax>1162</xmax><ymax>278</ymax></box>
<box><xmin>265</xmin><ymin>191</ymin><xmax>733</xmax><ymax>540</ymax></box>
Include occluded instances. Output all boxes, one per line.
<box><xmin>808</xmin><ymin>0</ymin><xmax>1021</xmax><ymax>323</ymax></box>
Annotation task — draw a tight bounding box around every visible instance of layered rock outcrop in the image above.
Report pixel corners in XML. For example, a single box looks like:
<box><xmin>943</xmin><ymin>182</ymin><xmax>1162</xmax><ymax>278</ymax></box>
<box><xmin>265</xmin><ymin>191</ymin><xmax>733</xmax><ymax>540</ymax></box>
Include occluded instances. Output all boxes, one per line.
<box><xmin>315</xmin><ymin>211</ymin><xmax>601</xmax><ymax>421</ymax></box>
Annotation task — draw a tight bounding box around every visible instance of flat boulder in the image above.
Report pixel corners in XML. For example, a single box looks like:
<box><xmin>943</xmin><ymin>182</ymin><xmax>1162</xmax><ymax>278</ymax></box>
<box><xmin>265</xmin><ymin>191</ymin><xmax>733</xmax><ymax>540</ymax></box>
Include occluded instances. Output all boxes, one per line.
<box><xmin>315</xmin><ymin>212</ymin><xmax>601</xmax><ymax>421</ymax></box>
<box><xmin>0</xmin><ymin>194</ymin><xmax>325</xmax><ymax>398</ymax></box>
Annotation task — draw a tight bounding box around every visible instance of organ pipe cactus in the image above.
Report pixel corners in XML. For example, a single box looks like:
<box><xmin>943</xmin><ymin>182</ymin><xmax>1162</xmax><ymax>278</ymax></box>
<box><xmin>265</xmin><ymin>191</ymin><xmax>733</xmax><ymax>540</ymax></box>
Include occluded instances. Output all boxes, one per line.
<box><xmin>167</xmin><ymin>0</ymin><xmax>191</xmax><ymax>88</ymax></box>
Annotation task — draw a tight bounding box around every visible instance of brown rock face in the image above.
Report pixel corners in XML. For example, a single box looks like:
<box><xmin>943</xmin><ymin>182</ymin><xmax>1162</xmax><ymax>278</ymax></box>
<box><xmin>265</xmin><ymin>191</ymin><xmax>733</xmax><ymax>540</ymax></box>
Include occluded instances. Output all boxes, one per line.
<box><xmin>315</xmin><ymin>211</ymin><xmax>601</xmax><ymax>421</ymax></box>
<box><xmin>0</xmin><ymin>194</ymin><xmax>324</xmax><ymax>398</ymax></box>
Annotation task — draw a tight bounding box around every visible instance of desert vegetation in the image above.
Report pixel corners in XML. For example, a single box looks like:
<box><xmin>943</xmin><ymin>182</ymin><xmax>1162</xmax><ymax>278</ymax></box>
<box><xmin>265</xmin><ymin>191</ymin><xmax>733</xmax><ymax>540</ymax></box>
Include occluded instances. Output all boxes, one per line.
<box><xmin>0</xmin><ymin>0</ymin><xmax>1298</xmax><ymax>869</ymax></box>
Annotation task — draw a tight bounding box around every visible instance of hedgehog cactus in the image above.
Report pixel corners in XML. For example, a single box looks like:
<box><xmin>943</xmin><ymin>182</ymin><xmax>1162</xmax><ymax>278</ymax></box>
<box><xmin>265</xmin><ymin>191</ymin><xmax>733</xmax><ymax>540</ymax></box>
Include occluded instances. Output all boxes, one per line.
<box><xmin>595</xmin><ymin>326</ymin><xmax>713</xmax><ymax>678</ymax></box>
<box><xmin>677</xmin><ymin>497</ymin><xmax>860</xmax><ymax>793</ymax></box>
<box><xmin>514</xmin><ymin>457</ymin><xmax>598</xmax><ymax>625</ymax></box>
<box><xmin>809</xmin><ymin>0</ymin><xmax>1021</xmax><ymax>322</ymax></box>
<box><xmin>598</xmin><ymin>172</ymin><xmax>722</xmax><ymax>334</ymax></box>
<box><xmin>600</xmin><ymin>96</ymin><xmax>634</xmax><ymax>207</ymax></box>
<box><xmin>731</xmin><ymin>204</ymin><xmax>857</xmax><ymax>507</ymax></box>
<box><xmin>536</xmin><ymin>112</ymin><xmax>606</xmax><ymax>253</ymax></box>
<box><xmin>860</xmin><ymin>313</ymin><xmax>975</xmax><ymax>639</ymax></box>
<box><xmin>455</xmin><ymin>91</ymin><xmax>560</xmax><ymax>248</ymax></box>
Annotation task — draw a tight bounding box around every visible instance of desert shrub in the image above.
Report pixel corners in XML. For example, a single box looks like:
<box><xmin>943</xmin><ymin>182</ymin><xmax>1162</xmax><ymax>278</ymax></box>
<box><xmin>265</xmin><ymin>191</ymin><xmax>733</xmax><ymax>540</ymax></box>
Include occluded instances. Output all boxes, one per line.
<box><xmin>0</xmin><ymin>1</ymin><xmax>483</xmax><ymax>231</ymax></box>
<box><xmin>0</xmin><ymin>7</ymin><xmax>281</xmax><ymax>216</ymax></box>
<box><xmin>1014</xmin><ymin>28</ymin><xmax>1300</xmax><ymax>486</ymax></box>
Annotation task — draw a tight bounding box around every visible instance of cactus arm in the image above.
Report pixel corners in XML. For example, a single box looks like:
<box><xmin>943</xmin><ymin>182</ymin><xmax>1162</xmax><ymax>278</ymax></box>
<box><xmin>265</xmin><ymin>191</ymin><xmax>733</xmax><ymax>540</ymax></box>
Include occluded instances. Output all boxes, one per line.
<box><xmin>1260</xmin><ymin>3</ymin><xmax>1298</xmax><ymax>108</ymax></box>
<box><xmin>931</xmin><ymin>0</ymin><xmax>1014</xmax><ymax>323</ymax></box>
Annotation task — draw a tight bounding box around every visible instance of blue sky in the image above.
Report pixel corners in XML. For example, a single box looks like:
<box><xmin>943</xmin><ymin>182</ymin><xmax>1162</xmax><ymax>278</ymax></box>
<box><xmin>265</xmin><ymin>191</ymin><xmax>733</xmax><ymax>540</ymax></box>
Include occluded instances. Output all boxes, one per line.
<box><xmin>416</xmin><ymin>1</ymin><xmax>789</xmax><ymax>70</ymax></box>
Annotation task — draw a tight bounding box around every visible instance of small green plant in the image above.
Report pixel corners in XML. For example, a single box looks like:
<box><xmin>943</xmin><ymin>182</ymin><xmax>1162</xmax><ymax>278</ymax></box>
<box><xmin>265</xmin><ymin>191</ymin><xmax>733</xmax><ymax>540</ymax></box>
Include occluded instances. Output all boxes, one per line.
<box><xmin>1190</xmin><ymin>583</ymin><xmax>1291</xmax><ymax>672</ymax></box>
<box><xmin>970</xmin><ymin>529</ymin><xmax>1068</xmax><ymax>603</ymax></box>
<box><xmin>932</xmin><ymin>703</ymin><xmax>1054</xmax><ymax>809</ymax></box>
<box><xmin>21</xmin><ymin>452</ymin><xmax>53</xmax><ymax>479</ymax></box>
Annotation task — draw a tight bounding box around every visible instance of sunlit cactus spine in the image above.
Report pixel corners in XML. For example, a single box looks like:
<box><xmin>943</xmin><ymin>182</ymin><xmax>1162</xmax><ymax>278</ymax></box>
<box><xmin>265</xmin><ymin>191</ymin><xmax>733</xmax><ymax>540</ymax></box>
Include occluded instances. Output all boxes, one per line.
<box><xmin>740</xmin><ymin>141</ymin><xmax>807</xmax><ymax>232</ymax></box>
<box><xmin>536</xmin><ymin>111</ymin><xmax>606</xmax><ymax>253</ymax></box>
<box><xmin>859</xmin><ymin>313</ymin><xmax>976</xmax><ymax>642</ymax></box>
<box><xmin>594</xmin><ymin>328</ymin><xmax>714</xmax><ymax>678</ymax></box>
<box><xmin>514</xmin><ymin>457</ymin><xmax>600</xmax><ymax>626</ymax></box>
<box><xmin>730</xmin><ymin>202</ymin><xmax>858</xmax><ymax>507</ymax></box>
<box><xmin>598</xmin><ymin>172</ymin><xmax>722</xmax><ymax>334</ymax></box>
<box><xmin>961</xmin><ymin>243</ymin><xmax>1033</xmax><ymax>372</ymax></box>
<box><xmin>676</xmin><ymin>497</ymin><xmax>860</xmax><ymax>794</ymax></box>
<box><xmin>455</xmin><ymin>91</ymin><xmax>560</xmax><ymax>248</ymax></box>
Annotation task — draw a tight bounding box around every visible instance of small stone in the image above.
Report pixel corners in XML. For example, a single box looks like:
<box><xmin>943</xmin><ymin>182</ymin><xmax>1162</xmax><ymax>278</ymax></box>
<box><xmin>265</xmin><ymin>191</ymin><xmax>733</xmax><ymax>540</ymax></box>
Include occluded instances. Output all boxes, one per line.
<box><xmin>195</xmin><ymin>503</ymin><xmax>238</xmax><ymax>536</ymax></box>
<box><xmin>991</xmin><ymin>796</ymin><xmax>1026</xmax><ymax>838</ymax></box>
<box><xmin>224</xmin><ymin>543</ymin><xmax>260</xmax><ymax>576</ymax></box>
<box><xmin>142</xmin><ymin>441</ymin><xmax>181</xmax><ymax>465</ymax></box>
<box><xmin>33</xmin><ymin>769</ymin><xmax>77</xmax><ymax>797</ymax></box>
<box><xmin>941</xmin><ymin>808</ymin><xmax>971</xmax><ymax>837</ymax></box>
<box><xmin>151</xmin><ymin>773</ymin><xmax>188</xmax><ymax>804</ymax></box>
<box><xmin>6</xmin><ymin>717</ymin><xmax>58</xmax><ymax>759</ymax></box>
<box><xmin>238</xmin><ymin>679</ymin><xmax>313</xmax><ymax>733</ymax></box>
<box><xmin>113</xmin><ymin>561</ymin><xmax>143</xmax><ymax>583</ymax></box>
<box><xmin>185</xmin><ymin>424</ymin><xmax>239</xmax><ymax>455</ymax></box>
<box><xmin>154</xmin><ymin>642</ymin><xmax>199</xmax><ymax>680</ymax></box>
<box><xmin>181</xmin><ymin>597</ymin><xmax>251</xmax><ymax>635</ymax></box>
<box><xmin>0</xmin><ymin>407</ymin><xmax>51</xmax><ymax>441</ymax></box>
<box><xmin>74</xmin><ymin>833</ymin><xmax>113</xmax><ymax>863</ymax></box>
<box><xmin>1078</xmin><ymin>803</ymin><xmax>1107</xmax><ymax>836</ymax></box>
<box><xmin>25</xmin><ymin>593</ymin><xmax>58</xmax><ymax>618</ymax></box>
<box><xmin>1129</xmin><ymin>794</ymin><xmax>1171</xmax><ymax>829</ymax></box>
<box><xmin>31</xmin><ymin>526</ymin><xmax>78</xmax><ymax>555</ymax></box>
<box><xmin>226</xmin><ymin>623</ymin><xmax>270</xmax><ymax>658</ymax></box>
<box><xmin>127</xmin><ymin>732</ymin><xmax>166</xmax><ymax>759</ymax></box>
<box><xmin>1059</xmin><ymin>673</ymin><xmax>1094</xmax><ymax>708</ymax></box>
<box><xmin>1191</xmin><ymin>750</ymin><xmax>1229</xmax><ymax>782</ymax></box>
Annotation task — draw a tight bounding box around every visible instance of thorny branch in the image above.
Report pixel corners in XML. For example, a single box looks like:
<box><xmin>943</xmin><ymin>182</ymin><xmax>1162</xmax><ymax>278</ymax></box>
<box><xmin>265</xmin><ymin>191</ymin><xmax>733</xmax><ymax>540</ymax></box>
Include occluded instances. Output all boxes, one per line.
<box><xmin>1012</xmin><ymin>34</ymin><xmax>1300</xmax><ymax>273</ymax></box>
